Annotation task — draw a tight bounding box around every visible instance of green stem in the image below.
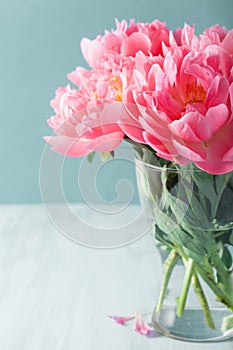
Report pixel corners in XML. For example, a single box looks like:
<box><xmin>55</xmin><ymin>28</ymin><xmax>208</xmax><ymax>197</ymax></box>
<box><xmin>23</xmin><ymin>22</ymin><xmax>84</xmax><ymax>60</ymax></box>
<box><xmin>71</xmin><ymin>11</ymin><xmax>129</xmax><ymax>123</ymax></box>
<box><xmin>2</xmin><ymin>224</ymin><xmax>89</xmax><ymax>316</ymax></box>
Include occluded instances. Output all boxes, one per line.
<box><xmin>192</xmin><ymin>272</ymin><xmax>215</xmax><ymax>329</ymax></box>
<box><xmin>176</xmin><ymin>246</ymin><xmax>233</xmax><ymax>312</ymax></box>
<box><xmin>210</xmin><ymin>244</ymin><xmax>232</xmax><ymax>295</ymax></box>
<box><xmin>176</xmin><ymin>258</ymin><xmax>195</xmax><ymax>317</ymax></box>
<box><xmin>194</xmin><ymin>263</ymin><xmax>233</xmax><ymax>312</ymax></box>
<box><xmin>156</xmin><ymin>249</ymin><xmax>179</xmax><ymax>314</ymax></box>
<box><xmin>181</xmin><ymin>256</ymin><xmax>215</xmax><ymax>329</ymax></box>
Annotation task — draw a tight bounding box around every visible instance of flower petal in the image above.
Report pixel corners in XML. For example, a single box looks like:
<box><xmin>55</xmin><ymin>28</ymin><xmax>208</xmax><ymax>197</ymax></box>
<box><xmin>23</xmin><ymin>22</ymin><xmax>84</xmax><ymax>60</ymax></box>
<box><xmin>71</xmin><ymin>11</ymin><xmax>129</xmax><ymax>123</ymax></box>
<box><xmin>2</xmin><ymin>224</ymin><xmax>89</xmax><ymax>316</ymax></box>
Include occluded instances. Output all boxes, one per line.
<box><xmin>133</xmin><ymin>312</ymin><xmax>154</xmax><ymax>336</ymax></box>
<box><xmin>170</xmin><ymin>112</ymin><xmax>207</xmax><ymax>142</ymax></box>
<box><xmin>205</xmin><ymin>76</ymin><xmax>229</xmax><ymax>107</ymax></box>
<box><xmin>143</xmin><ymin>132</ymin><xmax>180</xmax><ymax>162</ymax></box>
<box><xmin>121</xmin><ymin>32</ymin><xmax>151</xmax><ymax>57</ymax></box>
<box><xmin>119</xmin><ymin>123</ymin><xmax>145</xmax><ymax>143</ymax></box>
<box><xmin>172</xmin><ymin>139</ymin><xmax>206</xmax><ymax>162</ymax></box>
<box><xmin>44</xmin><ymin>136</ymin><xmax>90</xmax><ymax>157</ymax></box>
<box><xmin>206</xmin><ymin>104</ymin><xmax>229</xmax><ymax>134</ymax></box>
<box><xmin>108</xmin><ymin>314</ymin><xmax>134</xmax><ymax>325</ymax></box>
<box><xmin>87</xmin><ymin>131</ymin><xmax>124</xmax><ymax>152</ymax></box>
<box><xmin>223</xmin><ymin>146</ymin><xmax>233</xmax><ymax>162</ymax></box>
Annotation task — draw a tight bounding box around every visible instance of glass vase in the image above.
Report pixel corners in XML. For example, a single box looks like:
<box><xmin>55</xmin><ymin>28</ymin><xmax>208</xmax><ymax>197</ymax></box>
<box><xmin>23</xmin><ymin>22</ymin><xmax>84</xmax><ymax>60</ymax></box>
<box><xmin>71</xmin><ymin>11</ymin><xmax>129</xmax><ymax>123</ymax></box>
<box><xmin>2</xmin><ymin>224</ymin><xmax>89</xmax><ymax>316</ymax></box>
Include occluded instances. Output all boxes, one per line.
<box><xmin>135</xmin><ymin>149</ymin><xmax>233</xmax><ymax>342</ymax></box>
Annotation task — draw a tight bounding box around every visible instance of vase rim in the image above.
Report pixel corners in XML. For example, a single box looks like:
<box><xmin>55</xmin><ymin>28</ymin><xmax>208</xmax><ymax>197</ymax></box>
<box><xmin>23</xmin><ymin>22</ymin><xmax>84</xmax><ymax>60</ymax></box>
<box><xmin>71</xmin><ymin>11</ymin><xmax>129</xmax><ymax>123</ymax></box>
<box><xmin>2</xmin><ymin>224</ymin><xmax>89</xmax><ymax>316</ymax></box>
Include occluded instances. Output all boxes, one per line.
<box><xmin>135</xmin><ymin>158</ymin><xmax>206</xmax><ymax>173</ymax></box>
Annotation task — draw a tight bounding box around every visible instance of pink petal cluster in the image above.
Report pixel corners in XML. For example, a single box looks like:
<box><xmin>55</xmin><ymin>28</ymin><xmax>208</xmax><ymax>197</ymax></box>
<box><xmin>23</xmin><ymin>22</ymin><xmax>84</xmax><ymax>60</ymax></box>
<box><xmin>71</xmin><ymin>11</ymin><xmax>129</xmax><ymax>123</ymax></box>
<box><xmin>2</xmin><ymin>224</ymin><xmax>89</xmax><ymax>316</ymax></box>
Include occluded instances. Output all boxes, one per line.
<box><xmin>81</xmin><ymin>19</ymin><xmax>169</xmax><ymax>69</ymax></box>
<box><xmin>45</xmin><ymin>19</ymin><xmax>233</xmax><ymax>174</ymax></box>
<box><xmin>108</xmin><ymin>312</ymin><xmax>153</xmax><ymax>336</ymax></box>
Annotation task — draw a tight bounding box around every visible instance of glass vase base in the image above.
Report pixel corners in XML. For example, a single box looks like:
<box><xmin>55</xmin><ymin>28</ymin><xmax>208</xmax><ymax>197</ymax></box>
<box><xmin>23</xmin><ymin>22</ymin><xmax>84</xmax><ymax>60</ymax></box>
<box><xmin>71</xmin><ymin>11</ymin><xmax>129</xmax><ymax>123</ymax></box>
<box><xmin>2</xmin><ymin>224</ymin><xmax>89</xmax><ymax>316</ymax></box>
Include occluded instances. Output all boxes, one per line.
<box><xmin>153</xmin><ymin>307</ymin><xmax>233</xmax><ymax>342</ymax></box>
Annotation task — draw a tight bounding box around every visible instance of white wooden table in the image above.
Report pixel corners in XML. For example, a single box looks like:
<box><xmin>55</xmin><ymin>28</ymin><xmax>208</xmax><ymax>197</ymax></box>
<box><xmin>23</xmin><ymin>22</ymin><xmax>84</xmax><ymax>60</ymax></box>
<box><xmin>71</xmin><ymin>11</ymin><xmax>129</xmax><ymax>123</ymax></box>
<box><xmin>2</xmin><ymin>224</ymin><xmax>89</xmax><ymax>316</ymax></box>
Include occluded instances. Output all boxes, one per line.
<box><xmin>0</xmin><ymin>204</ymin><xmax>232</xmax><ymax>350</ymax></box>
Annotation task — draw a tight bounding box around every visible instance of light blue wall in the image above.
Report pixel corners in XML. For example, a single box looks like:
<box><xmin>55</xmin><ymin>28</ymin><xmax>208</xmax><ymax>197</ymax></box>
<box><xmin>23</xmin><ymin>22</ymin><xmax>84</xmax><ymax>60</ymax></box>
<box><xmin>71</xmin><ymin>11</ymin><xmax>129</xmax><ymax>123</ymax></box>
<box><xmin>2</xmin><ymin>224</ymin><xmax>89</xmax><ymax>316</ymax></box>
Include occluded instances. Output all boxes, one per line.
<box><xmin>1</xmin><ymin>0</ymin><xmax>232</xmax><ymax>203</ymax></box>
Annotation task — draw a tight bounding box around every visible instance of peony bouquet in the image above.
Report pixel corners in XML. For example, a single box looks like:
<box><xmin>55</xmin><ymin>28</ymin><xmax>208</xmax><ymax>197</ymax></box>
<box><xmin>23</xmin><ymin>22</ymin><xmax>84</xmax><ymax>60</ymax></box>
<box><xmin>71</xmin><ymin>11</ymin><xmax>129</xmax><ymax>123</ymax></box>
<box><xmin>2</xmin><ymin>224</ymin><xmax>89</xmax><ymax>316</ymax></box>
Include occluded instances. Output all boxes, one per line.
<box><xmin>45</xmin><ymin>19</ymin><xmax>233</xmax><ymax>337</ymax></box>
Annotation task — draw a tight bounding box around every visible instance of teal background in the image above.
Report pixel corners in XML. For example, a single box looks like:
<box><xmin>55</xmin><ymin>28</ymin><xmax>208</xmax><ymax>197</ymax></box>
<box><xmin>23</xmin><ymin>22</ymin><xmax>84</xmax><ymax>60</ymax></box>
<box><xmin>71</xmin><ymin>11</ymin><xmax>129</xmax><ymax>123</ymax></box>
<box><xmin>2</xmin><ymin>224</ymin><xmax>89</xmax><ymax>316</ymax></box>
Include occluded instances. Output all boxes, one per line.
<box><xmin>1</xmin><ymin>0</ymin><xmax>233</xmax><ymax>203</ymax></box>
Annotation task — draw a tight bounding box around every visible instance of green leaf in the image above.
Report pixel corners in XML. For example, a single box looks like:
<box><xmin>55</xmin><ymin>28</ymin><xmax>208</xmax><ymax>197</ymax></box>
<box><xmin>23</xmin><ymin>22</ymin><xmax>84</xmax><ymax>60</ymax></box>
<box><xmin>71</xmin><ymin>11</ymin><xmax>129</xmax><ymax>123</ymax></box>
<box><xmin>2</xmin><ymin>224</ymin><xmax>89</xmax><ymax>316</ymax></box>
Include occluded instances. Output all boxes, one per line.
<box><xmin>100</xmin><ymin>152</ymin><xmax>112</xmax><ymax>161</ymax></box>
<box><xmin>153</xmin><ymin>168</ymin><xmax>212</xmax><ymax>261</ymax></box>
<box><xmin>87</xmin><ymin>151</ymin><xmax>96</xmax><ymax>163</ymax></box>
<box><xmin>188</xmin><ymin>193</ymin><xmax>210</xmax><ymax>228</ymax></box>
<box><xmin>168</xmin><ymin>196</ymin><xmax>189</xmax><ymax>226</ymax></box>
<box><xmin>153</xmin><ymin>204</ymin><xmax>209</xmax><ymax>261</ymax></box>
<box><xmin>169</xmin><ymin>189</ymin><xmax>210</xmax><ymax>231</ymax></box>
<box><xmin>230</xmin><ymin>230</ymin><xmax>233</xmax><ymax>245</ymax></box>
<box><xmin>221</xmin><ymin>314</ymin><xmax>233</xmax><ymax>332</ymax></box>
<box><xmin>192</xmin><ymin>172</ymin><xmax>217</xmax><ymax>205</ymax></box>
<box><xmin>211</xmin><ymin>173</ymin><xmax>232</xmax><ymax>219</ymax></box>
<box><xmin>152</xmin><ymin>202</ymin><xmax>185</xmax><ymax>246</ymax></box>
<box><xmin>181</xmin><ymin>226</ymin><xmax>211</xmax><ymax>261</ymax></box>
<box><xmin>182</xmin><ymin>242</ymin><xmax>208</xmax><ymax>262</ymax></box>
<box><xmin>221</xmin><ymin>246</ymin><xmax>233</xmax><ymax>270</ymax></box>
<box><xmin>215</xmin><ymin>173</ymin><xmax>232</xmax><ymax>195</ymax></box>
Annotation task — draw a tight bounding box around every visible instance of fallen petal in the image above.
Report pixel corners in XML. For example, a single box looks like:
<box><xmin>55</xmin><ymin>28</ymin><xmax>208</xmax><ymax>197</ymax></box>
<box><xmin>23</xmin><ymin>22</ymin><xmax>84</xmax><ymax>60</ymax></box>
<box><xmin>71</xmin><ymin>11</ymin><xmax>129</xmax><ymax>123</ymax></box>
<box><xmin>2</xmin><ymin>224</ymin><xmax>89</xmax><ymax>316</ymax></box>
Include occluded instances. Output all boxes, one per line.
<box><xmin>134</xmin><ymin>312</ymin><xmax>154</xmax><ymax>335</ymax></box>
<box><xmin>108</xmin><ymin>314</ymin><xmax>134</xmax><ymax>325</ymax></box>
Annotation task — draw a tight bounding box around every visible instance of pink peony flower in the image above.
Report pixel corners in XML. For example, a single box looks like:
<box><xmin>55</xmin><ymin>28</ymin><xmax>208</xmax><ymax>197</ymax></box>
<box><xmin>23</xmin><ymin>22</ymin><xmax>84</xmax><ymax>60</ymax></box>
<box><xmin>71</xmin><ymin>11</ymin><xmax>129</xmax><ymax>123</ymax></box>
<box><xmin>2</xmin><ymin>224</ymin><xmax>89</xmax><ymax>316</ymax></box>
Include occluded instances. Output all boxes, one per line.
<box><xmin>81</xmin><ymin>19</ymin><xmax>170</xmax><ymax>69</ymax></box>
<box><xmin>44</xmin><ymin>67</ymin><xmax>131</xmax><ymax>156</ymax></box>
<box><xmin>133</xmin><ymin>312</ymin><xmax>154</xmax><ymax>335</ymax></box>
<box><xmin>45</xmin><ymin>20</ymin><xmax>233</xmax><ymax>174</ymax></box>
<box><xmin>200</xmin><ymin>25</ymin><xmax>233</xmax><ymax>55</ymax></box>
<box><xmin>122</xmin><ymin>45</ymin><xmax>233</xmax><ymax>174</ymax></box>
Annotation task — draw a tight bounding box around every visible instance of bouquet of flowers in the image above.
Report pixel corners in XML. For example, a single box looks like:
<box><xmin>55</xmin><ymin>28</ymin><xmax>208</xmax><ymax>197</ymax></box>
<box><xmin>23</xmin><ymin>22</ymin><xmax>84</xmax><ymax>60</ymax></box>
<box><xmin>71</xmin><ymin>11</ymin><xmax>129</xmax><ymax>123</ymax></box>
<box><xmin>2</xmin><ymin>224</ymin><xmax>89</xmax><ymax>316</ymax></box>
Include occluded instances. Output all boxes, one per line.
<box><xmin>45</xmin><ymin>19</ymin><xmax>233</xmax><ymax>337</ymax></box>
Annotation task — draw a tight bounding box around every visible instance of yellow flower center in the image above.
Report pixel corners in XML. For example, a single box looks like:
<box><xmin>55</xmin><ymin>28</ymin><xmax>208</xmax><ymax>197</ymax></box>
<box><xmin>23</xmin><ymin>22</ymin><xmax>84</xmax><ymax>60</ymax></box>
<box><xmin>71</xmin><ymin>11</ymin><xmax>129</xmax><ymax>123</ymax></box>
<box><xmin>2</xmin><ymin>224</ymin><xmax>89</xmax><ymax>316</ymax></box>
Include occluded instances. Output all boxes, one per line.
<box><xmin>110</xmin><ymin>76</ymin><xmax>123</xmax><ymax>102</ymax></box>
<box><xmin>185</xmin><ymin>83</ymin><xmax>206</xmax><ymax>105</ymax></box>
<box><xmin>93</xmin><ymin>91</ymin><xmax>99</xmax><ymax>99</ymax></box>
<box><xmin>93</xmin><ymin>76</ymin><xmax>122</xmax><ymax>102</ymax></box>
